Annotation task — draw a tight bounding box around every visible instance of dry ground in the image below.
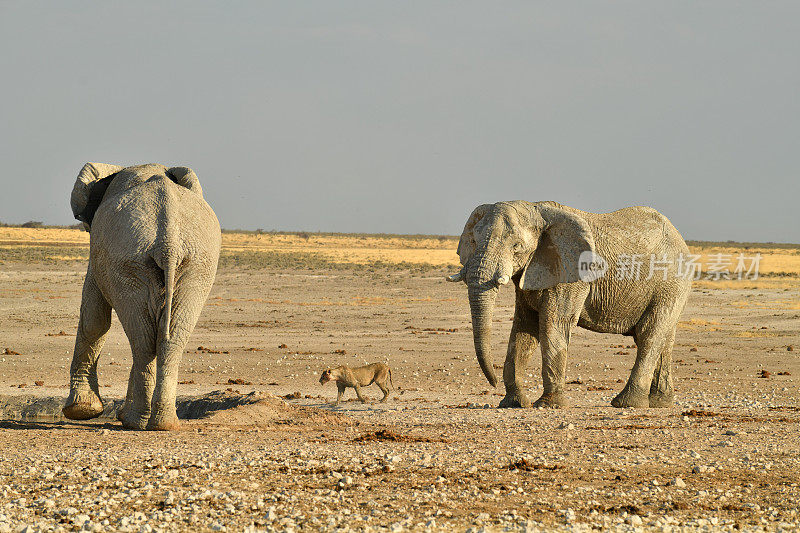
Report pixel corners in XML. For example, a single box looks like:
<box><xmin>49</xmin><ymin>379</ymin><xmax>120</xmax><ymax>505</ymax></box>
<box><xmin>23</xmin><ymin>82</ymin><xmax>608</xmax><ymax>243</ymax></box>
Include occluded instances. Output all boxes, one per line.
<box><xmin>0</xmin><ymin>228</ymin><xmax>799</xmax><ymax>532</ymax></box>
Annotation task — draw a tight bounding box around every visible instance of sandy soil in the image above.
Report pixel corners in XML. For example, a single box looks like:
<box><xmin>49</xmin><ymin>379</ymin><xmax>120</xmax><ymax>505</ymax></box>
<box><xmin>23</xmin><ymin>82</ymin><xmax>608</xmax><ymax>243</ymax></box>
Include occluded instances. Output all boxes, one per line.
<box><xmin>0</xmin><ymin>251</ymin><xmax>799</xmax><ymax>531</ymax></box>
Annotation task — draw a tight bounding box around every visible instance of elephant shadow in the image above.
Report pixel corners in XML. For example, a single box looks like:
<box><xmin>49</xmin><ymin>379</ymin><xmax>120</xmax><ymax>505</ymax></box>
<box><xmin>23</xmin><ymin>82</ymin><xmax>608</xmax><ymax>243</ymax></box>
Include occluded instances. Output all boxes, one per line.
<box><xmin>0</xmin><ymin>419</ymin><xmax>122</xmax><ymax>431</ymax></box>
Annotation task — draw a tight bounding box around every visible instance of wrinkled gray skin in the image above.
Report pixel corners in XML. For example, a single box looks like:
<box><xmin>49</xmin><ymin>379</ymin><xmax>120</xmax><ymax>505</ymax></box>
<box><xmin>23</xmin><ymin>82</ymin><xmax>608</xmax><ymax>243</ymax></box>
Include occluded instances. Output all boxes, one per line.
<box><xmin>448</xmin><ymin>201</ymin><xmax>691</xmax><ymax>409</ymax></box>
<box><xmin>62</xmin><ymin>163</ymin><xmax>221</xmax><ymax>430</ymax></box>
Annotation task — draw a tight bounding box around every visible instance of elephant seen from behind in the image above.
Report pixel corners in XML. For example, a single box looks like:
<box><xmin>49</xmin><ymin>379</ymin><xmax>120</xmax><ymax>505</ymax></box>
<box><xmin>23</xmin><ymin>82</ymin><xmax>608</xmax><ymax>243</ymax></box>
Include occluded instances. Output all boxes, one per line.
<box><xmin>63</xmin><ymin>163</ymin><xmax>221</xmax><ymax>430</ymax></box>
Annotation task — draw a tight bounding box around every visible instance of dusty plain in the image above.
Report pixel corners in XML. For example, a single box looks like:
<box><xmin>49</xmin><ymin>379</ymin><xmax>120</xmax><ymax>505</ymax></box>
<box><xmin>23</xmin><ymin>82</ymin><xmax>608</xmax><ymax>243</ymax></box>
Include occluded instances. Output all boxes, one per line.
<box><xmin>0</xmin><ymin>228</ymin><xmax>799</xmax><ymax>532</ymax></box>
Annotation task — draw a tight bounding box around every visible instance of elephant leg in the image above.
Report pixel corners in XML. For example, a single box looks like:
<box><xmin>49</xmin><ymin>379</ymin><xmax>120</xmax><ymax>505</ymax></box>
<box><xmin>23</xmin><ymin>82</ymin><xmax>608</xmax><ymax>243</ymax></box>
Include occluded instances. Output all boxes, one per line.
<box><xmin>499</xmin><ymin>298</ymin><xmax>539</xmax><ymax>408</ymax></box>
<box><xmin>612</xmin><ymin>306</ymin><xmax>678</xmax><ymax>408</ymax></box>
<box><xmin>533</xmin><ymin>289</ymin><xmax>584</xmax><ymax>409</ymax></box>
<box><xmin>112</xmin><ymin>282</ymin><xmax>158</xmax><ymax>430</ymax></box>
<box><xmin>116</xmin><ymin>365</ymin><xmax>136</xmax><ymax>422</ymax></box>
<box><xmin>148</xmin><ymin>271</ymin><xmax>213</xmax><ymax>430</ymax></box>
<box><xmin>649</xmin><ymin>326</ymin><xmax>676</xmax><ymax>407</ymax></box>
<box><xmin>63</xmin><ymin>271</ymin><xmax>111</xmax><ymax>420</ymax></box>
<box><xmin>123</xmin><ymin>349</ymin><xmax>157</xmax><ymax>430</ymax></box>
<box><xmin>534</xmin><ymin>323</ymin><xmax>572</xmax><ymax>409</ymax></box>
<box><xmin>147</xmin><ymin>336</ymin><xmax>184</xmax><ymax>430</ymax></box>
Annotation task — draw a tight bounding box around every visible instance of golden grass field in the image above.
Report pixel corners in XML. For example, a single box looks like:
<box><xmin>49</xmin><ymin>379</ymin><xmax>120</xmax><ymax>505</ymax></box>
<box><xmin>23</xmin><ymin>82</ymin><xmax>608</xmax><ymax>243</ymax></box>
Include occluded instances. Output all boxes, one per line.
<box><xmin>1</xmin><ymin>227</ymin><xmax>798</xmax><ymax>289</ymax></box>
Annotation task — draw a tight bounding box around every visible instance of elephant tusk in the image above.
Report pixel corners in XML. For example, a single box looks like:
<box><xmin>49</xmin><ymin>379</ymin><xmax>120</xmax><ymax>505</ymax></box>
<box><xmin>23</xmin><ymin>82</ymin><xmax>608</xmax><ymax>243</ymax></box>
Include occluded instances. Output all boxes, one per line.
<box><xmin>446</xmin><ymin>271</ymin><xmax>464</xmax><ymax>283</ymax></box>
<box><xmin>446</xmin><ymin>267</ymin><xmax>466</xmax><ymax>283</ymax></box>
<box><xmin>496</xmin><ymin>275</ymin><xmax>510</xmax><ymax>286</ymax></box>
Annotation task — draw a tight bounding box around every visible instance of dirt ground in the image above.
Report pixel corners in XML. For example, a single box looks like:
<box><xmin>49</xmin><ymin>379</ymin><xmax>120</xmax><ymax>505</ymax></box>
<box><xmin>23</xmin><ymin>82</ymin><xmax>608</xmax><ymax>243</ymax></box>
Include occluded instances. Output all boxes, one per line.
<box><xmin>0</xmin><ymin>236</ymin><xmax>799</xmax><ymax>531</ymax></box>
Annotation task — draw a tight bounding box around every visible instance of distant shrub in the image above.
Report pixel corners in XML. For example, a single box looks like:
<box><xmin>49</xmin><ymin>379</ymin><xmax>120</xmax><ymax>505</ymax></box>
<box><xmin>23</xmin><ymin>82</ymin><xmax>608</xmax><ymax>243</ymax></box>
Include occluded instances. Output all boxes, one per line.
<box><xmin>298</xmin><ymin>231</ymin><xmax>311</xmax><ymax>240</ymax></box>
<box><xmin>20</xmin><ymin>221</ymin><xmax>44</xmax><ymax>228</ymax></box>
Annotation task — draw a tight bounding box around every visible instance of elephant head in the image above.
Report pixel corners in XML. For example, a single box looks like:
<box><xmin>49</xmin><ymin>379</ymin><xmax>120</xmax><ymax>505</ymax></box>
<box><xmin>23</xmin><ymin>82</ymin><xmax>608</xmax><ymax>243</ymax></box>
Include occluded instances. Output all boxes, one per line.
<box><xmin>447</xmin><ymin>201</ymin><xmax>596</xmax><ymax>387</ymax></box>
<box><xmin>70</xmin><ymin>163</ymin><xmax>124</xmax><ymax>230</ymax></box>
<box><xmin>71</xmin><ymin>163</ymin><xmax>204</xmax><ymax>231</ymax></box>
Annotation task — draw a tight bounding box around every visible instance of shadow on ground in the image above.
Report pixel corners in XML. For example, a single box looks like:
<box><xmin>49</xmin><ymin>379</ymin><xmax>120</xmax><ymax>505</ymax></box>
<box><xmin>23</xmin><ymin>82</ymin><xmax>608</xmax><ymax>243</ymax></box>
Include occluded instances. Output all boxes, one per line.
<box><xmin>0</xmin><ymin>390</ymin><xmax>355</xmax><ymax>428</ymax></box>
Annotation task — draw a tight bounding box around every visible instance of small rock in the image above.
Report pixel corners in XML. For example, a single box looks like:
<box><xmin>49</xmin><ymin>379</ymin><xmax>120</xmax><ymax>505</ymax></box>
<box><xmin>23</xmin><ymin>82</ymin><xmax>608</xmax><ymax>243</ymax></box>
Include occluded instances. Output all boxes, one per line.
<box><xmin>671</xmin><ymin>477</ymin><xmax>686</xmax><ymax>488</ymax></box>
<box><xmin>627</xmin><ymin>514</ymin><xmax>643</xmax><ymax>526</ymax></box>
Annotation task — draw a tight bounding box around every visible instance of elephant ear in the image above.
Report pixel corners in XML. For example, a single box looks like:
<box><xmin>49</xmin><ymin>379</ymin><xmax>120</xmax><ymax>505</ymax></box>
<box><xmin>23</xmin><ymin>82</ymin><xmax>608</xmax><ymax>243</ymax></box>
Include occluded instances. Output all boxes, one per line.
<box><xmin>457</xmin><ymin>204</ymin><xmax>493</xmax><ymax>266</ymax></box>
<box><xmin>166</xmin><ymin>167</ymin><xmax>203</xmax><ymax>197</ymax></box>
<box><xmin>70</xmin><ymin>163</ymin><xmax>124</xmax><ymax>230</ymax></box>
<box><xmin>520</xmin><ymin>204</ymin><xmax>596</xmax><ymax>290</ymax></box>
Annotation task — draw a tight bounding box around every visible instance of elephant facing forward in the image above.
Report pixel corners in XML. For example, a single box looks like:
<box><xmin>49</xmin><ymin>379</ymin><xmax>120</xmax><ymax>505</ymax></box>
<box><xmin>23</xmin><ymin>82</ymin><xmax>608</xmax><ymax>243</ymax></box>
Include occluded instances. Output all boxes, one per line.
<box><xmin>63</xmin><ymin>163</ymin><xmax>221</xmax><ymax>430</ymax></box>
<box><xmin>448</xmin><ymin>201</ymin><xmax>691</xmax><ymax>409</ymax></box>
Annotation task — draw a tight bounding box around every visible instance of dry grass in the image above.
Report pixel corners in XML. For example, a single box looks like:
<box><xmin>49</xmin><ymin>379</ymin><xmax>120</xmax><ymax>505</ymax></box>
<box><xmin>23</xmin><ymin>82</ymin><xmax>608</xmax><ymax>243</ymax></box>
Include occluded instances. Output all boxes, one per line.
<box><xmin>1</xmin><ymin>228</ymin><xmax>798</xmax><ymax>288</ymax></box>
<box><xmin>686</xmin><ymin>245</ymin><xmax>800</xmax><ymax>277</ymax></box>
<box><xmin>678</xmin><ymin>318</ymin><xmax>723</xmax><ymax>331</ymax></box>
<box><xmin>0</xmin><ymin>228</ymin><xmax>455</xmax><ymax>271</ymax></box>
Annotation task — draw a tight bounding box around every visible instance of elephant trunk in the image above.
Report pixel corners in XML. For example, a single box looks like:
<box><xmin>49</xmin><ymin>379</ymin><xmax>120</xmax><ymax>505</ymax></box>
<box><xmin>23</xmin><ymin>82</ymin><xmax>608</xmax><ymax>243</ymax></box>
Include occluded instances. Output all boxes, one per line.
<box><xmin>468</xmin><ymin>284</ymin><xmax>499</xmax><ymax>387</ymax></box>
<box><xmin>464</xmin><ymin>238</ymin><xmax>508</xmax><ymax>388</ymax></box>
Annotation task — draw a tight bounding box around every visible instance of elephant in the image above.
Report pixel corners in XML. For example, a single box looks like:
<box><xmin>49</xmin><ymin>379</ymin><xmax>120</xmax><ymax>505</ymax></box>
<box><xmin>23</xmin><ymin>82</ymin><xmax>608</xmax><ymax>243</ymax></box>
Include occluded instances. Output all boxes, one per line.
<box><xmin>62</xmin><ymin>163</ymin><xmax>221</xmax><ymax>430</ymax></box>
<box><xmin>447</xmin><ymin>201</ymin><xmax>691</xmax><ymax>409</ymax></box>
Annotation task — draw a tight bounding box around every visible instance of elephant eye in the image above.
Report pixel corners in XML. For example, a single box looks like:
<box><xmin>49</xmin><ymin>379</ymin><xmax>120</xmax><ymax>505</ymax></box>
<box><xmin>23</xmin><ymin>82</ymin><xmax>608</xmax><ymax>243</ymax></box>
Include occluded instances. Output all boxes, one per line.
<box><xmin>512</xmin><ymin>242</ymin><xmax>523</xmax><ymax>252</ymax></box>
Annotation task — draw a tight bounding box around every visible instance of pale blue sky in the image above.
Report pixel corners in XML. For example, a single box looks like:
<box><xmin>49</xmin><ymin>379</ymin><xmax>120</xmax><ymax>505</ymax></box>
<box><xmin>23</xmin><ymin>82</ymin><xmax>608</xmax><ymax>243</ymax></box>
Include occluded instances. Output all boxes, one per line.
<box><xmin>1</xmin><ymin>2</ymin><xmax>798</xmax><ymax>241</ymax></box>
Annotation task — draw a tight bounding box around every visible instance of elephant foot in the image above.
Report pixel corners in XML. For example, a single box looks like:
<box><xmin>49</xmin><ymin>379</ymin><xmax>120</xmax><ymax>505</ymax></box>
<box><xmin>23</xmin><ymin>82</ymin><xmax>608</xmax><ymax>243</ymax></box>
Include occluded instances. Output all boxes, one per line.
<box><xmin>648</xmin><ymin>391</ymin><xmax>674</xmax><ymax>408</ymax></box>
<box><xmin>146</xmin><ymin>407</ymin><xmax>180</xmax><ymax>431</ymax></box>
<box><xmin>611</xmin><ymin>385</ymin><xmax>650</xmax><ymax>408</ymax></box>
<box><xmin>63</xmin><ymin>388</ymin><xmax>104</xmax><ymax>420</ymax></box>
<box><xmin>532</xmin><ymin>392</ymin><xmax>567</xmax><ymax>409</ymax></box>
<box><xmin>499</xmin><ymin>391</ymin><xmax>531</xmax><ymax>408</ymax></box>
<box><xmin>120</xmin><ymin>411</ymin><xmax>148</xmax><ymax>431</ymax></box>
<box><xmin>147</xmin><ymin>418</ymin><xmax>181</xmax><ymax>431</ymax></box>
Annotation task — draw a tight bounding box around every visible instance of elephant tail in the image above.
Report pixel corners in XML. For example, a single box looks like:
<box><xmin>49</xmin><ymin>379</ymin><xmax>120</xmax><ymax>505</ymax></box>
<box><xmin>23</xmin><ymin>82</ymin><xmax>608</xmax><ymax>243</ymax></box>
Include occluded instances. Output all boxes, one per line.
<box><xmin>157</xmin><ymin>254</ymin><xmax>178</xmax><ymax>342</ymax></box>
<box><xmin>388</xmin><ymin>367</ymin><xmax>395</xmax><ymax>391</ymax></box>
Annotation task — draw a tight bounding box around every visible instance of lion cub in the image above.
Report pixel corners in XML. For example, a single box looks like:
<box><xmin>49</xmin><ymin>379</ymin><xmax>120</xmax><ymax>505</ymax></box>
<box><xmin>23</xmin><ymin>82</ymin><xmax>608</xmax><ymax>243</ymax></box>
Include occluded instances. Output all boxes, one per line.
<box><xmin>319</xmin><ymin>363</ymin><xmax>394</xmax><ymax>405</ymax></box>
